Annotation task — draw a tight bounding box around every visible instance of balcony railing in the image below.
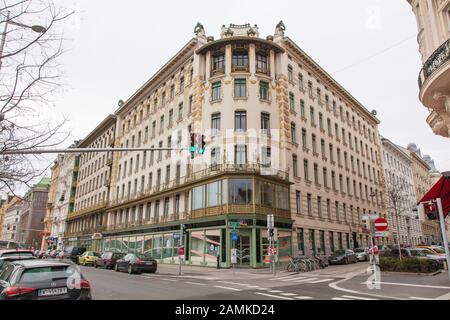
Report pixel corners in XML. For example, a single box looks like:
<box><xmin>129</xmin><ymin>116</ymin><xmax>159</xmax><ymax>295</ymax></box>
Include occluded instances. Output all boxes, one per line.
<box><xmin>418</xmin><ymin>38</ymin><xmax>450</xmax><ymax>89</ymax></box>
<box><xmin>67</xmin><ymin>201</ymin><xmax>107</xmax><ymax>220</ymax></box>
<box><xmin>231</xmin><ymin>64</ymin><xmax>250</xmax><ymax>73</ymax></box>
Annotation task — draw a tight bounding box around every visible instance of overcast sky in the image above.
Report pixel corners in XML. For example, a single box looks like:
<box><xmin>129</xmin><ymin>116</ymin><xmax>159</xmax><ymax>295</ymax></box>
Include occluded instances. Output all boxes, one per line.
<box><xmin>46</xmin><ymin>0</ymin><xmax>449</xmax><ymax>175</ymax></box>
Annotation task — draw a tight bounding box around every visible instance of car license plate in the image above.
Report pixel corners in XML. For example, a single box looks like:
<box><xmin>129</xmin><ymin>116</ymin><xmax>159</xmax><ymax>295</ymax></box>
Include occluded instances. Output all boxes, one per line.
<box><xmin>38</xmin><ymin>287</ymin><xmax>68</xmax><ymax>297</ymax></box>
<box><xmin>145</xmin><ymin>262</ymin><xmax>153</xmax><ymax>265</ymax></box>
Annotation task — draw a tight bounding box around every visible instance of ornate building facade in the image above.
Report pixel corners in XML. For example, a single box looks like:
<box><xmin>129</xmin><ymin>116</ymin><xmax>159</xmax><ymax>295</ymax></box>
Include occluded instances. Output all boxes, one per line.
<box><xmin>408</xmin><ymin>0</ymin><xmax>450</xmax><ymax>138</ymax></box>
<box><xmin>64</xmin><ymin>22</ymin><xmax>385</xmax><ymax>268</ymax></box>
<box><xmin>0</xmin><ymin>196</ymin><xmax>23</xmax><ymax>241</ymax></box>
<box><xmin>381</xmin><ymin>138</ymin><xmax>422</xmax><ymax>246</ymax></box>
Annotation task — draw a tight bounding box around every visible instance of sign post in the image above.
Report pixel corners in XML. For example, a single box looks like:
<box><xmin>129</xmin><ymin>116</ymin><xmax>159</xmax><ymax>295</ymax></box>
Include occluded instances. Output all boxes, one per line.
<box><xmin>436</xmin><ymin>198</ymin><xmax>450</xmax><ymax>280</ymax></box>
<box><xmin>177</xmin><ymin>225</ymin><xmax>183</xmax><ymax>276</ymax></box>
<box><xmin>267</xmin><ymin>215</ymin><xmax>275</xmax><ymax>276</ymax></box>
<box><xmin>231</xmin><ymin>229</ymin><xmax>238</xmax><ymax>275</ymax></box>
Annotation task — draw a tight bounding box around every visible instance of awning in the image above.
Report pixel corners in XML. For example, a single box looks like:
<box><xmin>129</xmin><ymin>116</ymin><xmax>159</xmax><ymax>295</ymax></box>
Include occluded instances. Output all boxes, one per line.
<box><xmin>418</xmin><ymin>172</ymin><xmax>450</xmax><ymax>219</ymax></box>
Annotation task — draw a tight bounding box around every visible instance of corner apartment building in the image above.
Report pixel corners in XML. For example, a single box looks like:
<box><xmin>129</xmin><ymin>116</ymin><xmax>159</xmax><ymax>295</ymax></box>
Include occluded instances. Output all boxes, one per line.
<box><xmin>381</xmin><ymin>138</ymin><xmax>422</xmax><ymax>246</ymax></box>
<box><xmin>17</xmin><ymin>178</ymin><xmax>49</xmax><ymax>248</ymax></box>
<box><xmin>408</xmin><ymin>0</ymin><xmax>450</xmax><ymax>138</ymax></box>
<box><xmin>65</xmin><ymin>115</ymin><xmax>116</xmax><ymax>250</ymax></box>
<box><xmin>406</xmin><ymin>143</ymin><xmax>442</xmax><ymax>244</ymax></box>
<box><xmin>64</xmin><ymin>22</ymin><xmax>385</xmax><ymax>268</ymax></box>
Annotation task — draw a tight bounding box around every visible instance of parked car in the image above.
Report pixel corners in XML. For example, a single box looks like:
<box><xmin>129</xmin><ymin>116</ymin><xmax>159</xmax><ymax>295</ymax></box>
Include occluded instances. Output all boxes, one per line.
<box><xmin>415</xmin><ymin>248</ymin><xmax>445</xmax><ymax>268</ymax></box>
<box><xmin>50</xmin><ymin>250</ymin><xmax>61</xmax><ymax>258</ymax></box>
<box><xmin>0</xmin><ymin>260</ymin><xmax>91</xmax><ymax>300</ymax></box>
<box><xmin>0</xmin><ymin>250</ymin><xmax>34</xmax><ymax>259</ymax></box>
<box><xmin>94</xmin><ymin>252</ymin><xmax>126</xmax><ymax>269</ymax></box>
<box><xmin>353</xmin><ymin>248</ymin><xmax>369</xmax><ymax>262</ymax></box>
<box><xmin>328</xmin><ymin>249</ymin><xmax>357</xmax><ymax>265</ymax></box>
<box><xmin>385</xmin><ymin>248</ymin><xmax>441</xmax><ymax>268</ymax></box>
<box><xmin>114</xmin><ymin>253</ymin><xmax>157</xmax><ymax>274</ymax></box>
<box><xmin>78</xmin><ymin>251</ymin><xmax>99</xmax><ymax>266</ymax></box>
<box><xmin>64</xmin><ymin>247</ymin><xmax>86</xmax><ymax>264</ymax></box>
<box><xmin>417</xmin><ymin>245</ymin><xmax>446</xmax><ymax>257</ymax></box>
<box><xmin>0</xmin><ymin>256</ymin><xmax>36</xmax><ymax>270</ymax></box>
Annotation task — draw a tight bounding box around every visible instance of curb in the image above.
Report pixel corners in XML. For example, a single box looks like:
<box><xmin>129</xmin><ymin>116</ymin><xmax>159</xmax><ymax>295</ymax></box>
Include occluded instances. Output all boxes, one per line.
<box><xmin>380</xmin><ymin>270</ymin><xmax>442</xmax><ymax>276</ymax></box>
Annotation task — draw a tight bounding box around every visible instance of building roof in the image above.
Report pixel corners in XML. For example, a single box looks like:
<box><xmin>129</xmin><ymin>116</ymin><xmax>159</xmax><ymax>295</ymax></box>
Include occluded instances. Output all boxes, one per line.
<box><xmin>77</xmin><ymin>114</ymin><xmax>116</xmax><ymax>148</ymax></box>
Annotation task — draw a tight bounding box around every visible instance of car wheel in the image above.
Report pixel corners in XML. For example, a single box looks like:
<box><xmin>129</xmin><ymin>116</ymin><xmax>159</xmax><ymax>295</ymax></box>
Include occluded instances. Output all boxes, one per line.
<box><xmin>344</xmin><ymin>258</ymin><xmax>348</xmax><ymax>265</ymax></box>
<box><xmin>128</xmin><ymin>265</ymin><xmax>134</xmax><ymax>274</ymax></box>
<box><xmin>94</xmin><ymin>262</ymin><xmax>98</xmax><ymax>268</ymax></box>
<box><xmin>114</xmin><ymin>264</ymin><xmax>119</xmax><ymax>272</ymax></box>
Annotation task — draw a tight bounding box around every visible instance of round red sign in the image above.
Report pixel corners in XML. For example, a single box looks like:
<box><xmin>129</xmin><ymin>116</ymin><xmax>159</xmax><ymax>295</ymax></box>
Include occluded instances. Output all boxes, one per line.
<box><xmin>374</xmin><ymin>218</ymin><xmax>388</xmax><ymax>232</ymax></box>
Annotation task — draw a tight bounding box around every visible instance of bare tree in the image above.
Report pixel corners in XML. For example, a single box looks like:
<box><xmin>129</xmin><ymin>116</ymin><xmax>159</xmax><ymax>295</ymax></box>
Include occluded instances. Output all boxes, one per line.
<box><xmin>383</xmin><ymin>178</ymin><xmax>414</xmax><ymax>260</ymax></box>
<box><xmin>0</xmin><ymin>0</ymin><xmax>73</xmax><ymax>194</ymax></box>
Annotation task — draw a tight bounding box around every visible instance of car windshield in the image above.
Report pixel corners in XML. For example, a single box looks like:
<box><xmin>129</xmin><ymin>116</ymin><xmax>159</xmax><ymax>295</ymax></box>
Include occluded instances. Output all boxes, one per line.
<box><xmin>137</xmin><ymin>253</ymin><xmax>153</xmax><ymax>260</ymax></box>
<box><xmin>409</xmin><ymin>250</ymin><xmax>425</xmax><ymax>257</ymax></box>
<box><xmin>432</xmin><ymin>247</ymin><xmax>445</xmax><ymax>254</ymax></box>
<box><xmin>419</xmin><ymin>249</ymin><xmax>435</xmax><ymax>255</ymax></box>
<box><xmin>86</xmin><ymin>252</ymin><xmax>99</xmax><ymax>256</ymax></box>
<box><xmin>19</xmin><ymin>266</ymin><xmax>76</xmax><ymax>284</ymax></box>
<box><xmin>333</xmin><ymin>250</ymin><xmax>346</xmax><ymax>256</ymax></box>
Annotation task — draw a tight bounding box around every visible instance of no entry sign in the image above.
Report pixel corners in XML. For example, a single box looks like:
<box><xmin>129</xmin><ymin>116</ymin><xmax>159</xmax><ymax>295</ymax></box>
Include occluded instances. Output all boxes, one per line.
<box><xmin>374</xmin><ymin>218</ymin><xmax>388</xmax><ymax>232</ymax></box>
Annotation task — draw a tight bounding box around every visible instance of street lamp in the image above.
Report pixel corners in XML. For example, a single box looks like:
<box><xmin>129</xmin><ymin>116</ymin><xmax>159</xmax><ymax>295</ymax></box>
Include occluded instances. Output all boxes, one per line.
<box><xmin>0</xmin><ymin>11</ymin><xmax>47</xmax><ymax>121</ymax></box>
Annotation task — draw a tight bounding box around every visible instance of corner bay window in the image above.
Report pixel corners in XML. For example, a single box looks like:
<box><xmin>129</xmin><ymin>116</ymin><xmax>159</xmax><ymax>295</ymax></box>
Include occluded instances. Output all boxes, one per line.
<box><xmin>229</xmin><ymin>178</ymin><xmax>252</xmax><ymax>204</ymax></box>
<box><xmin>232</xmin><ymin>49</ymin><xmax>249</xmax><ymax>71</ymax></box>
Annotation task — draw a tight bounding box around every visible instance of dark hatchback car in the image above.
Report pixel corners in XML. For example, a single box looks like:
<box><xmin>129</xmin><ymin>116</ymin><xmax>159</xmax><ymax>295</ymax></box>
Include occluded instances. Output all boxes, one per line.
<box><xmin>94</xmin><ymin>252</ymin><xmax>126</xmax><ymax>269</ymax></box>
<box><xmin>328</xmin><ymin>249</ymin><xmax>358</xmax><ymax>265</ymax></box>
<box><xmin>0</xmin><ymin>260</ymin><xmax>91</xmax><ymax>300</ymax></box>
<box><xmin>114</xmin><ymin>253</ymin><xmax>157</xmax><ymax>274</ymax></box>
<box><xmin>63</xmin><ymin>247</ymin><xmax>86</xmax><ymax>263</ymax></box>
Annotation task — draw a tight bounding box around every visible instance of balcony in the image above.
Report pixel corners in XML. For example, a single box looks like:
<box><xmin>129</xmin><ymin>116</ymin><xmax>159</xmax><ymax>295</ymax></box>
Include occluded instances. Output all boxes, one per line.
<box><xmin>418</xmin><ymin>38</ymin><xmax>450</xmax><ymax>90</ymax></box>
<box><xmin>67</xmin><ymin>201</ymin><xmax>107</xmax><ymax>221</ymax></box>
<box><xmin>231</xmin><ymin>64</ymin><xmax>249</xmax><ymax>73</ymax></box>
<box><xmin>211</xmin><ymin>68</ymin><xmax>225</xmax><ymax>77</ymax></box>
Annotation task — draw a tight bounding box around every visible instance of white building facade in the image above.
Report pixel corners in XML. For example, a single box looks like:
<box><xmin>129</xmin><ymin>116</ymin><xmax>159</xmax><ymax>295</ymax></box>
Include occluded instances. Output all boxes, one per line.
<box><xmin>381</xmin><ymin>138</ymin><xmax>423</xmax><ymax>246</ymax></box>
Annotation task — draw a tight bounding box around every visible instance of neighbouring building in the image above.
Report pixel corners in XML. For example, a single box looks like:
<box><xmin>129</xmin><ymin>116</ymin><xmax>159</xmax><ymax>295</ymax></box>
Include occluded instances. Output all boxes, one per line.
<box><xmin>381</xmin><ymin>138</ymin><xmax>422</xmax><ymax>246</ymax></box>
<box><xmin>0</xmin><ymin>196</ymin><xmax>23</xmax><ymax>241</ymax></box>
<box><xmin>64</xmin><ymin>22</ymin><xmax>385</xmax><ymax>268</ymax></box>
<box><xmin>65</xmin><ymin>115</ymin><xmax>116</xmax><ymax>250</ymax></box>
<box><xmin>406</xmin><ymin>143</ymin><xmax>442</xmax><ymax>244</ymax></box>
<box><xmin>16</xmin><ymin>178</ymin><xmax>50</xmax><ymax>248</ymax></box>
<box><xmin>43</xmin><ymin>144</ymin><xmax>80</xmax><ymax>250</ymax></box>
<box><xmin>408</xmin><ymin>0</ymin><xmax>450</xmax><ymax>138</ymax></box>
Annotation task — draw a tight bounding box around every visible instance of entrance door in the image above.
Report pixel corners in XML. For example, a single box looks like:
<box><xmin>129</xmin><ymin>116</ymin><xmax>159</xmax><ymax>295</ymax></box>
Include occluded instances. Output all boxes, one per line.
<box><xmin>235</xmin><ymin>231</ymin><xmax>251</xmax><ymax>267</ymax></box>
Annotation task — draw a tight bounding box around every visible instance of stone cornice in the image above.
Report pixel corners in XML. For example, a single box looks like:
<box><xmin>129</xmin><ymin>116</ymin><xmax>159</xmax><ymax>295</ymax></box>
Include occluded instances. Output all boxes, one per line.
<box><xmin>78</xmin><ymin>114</ymin><xmax>117</xmax><ymax>148</ymax></box>
<box><xmin>196</xmin><ymin>36</ymin><xmax>285</xmax><ymax>55</ymax></box>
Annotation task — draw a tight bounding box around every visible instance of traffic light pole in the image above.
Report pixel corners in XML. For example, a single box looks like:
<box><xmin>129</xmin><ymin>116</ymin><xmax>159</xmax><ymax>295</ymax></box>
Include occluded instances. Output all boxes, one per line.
<box><xmin>179</xmin><ymin>224</ymin><xmax>183</xmax><ymax>276</ymax></box>
<box><xmin>436</xmin><ymin>198</ymin><xmax>450</xmax><ymax>280</ymax></box>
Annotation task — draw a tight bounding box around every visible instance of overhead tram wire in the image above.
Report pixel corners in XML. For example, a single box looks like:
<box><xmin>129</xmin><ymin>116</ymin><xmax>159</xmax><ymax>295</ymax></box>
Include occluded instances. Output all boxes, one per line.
<box><xmin>333</xmin><ymin>34</ymin><xmax>416</xmax><ymax>74</ymax></box>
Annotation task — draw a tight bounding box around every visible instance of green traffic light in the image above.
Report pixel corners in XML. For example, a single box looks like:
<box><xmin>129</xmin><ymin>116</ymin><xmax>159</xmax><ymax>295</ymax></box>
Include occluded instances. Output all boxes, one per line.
<box><xmin>190</xmin><ymin>146</ymin><xmax>197</xmax><ymax>152</ymax></box>
<box><xmin>199</xmin><ymin>148</ymin><xmax>205</xmax><ymax>155</ymax></box>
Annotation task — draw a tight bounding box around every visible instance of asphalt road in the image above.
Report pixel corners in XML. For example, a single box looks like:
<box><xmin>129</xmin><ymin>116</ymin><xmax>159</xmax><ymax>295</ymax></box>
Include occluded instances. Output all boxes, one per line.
<box><xmin>79</xmin><ymin>262</ymin><xmax>400</xmax><ymax>300</ymax></box>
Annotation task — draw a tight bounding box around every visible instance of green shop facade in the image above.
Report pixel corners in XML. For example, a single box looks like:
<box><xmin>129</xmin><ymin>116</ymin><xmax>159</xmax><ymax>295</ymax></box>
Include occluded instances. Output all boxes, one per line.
<box><xmin>66</xmin><ymin>168</ymin><xmax>294</xmax><ymax>268</ymax></box>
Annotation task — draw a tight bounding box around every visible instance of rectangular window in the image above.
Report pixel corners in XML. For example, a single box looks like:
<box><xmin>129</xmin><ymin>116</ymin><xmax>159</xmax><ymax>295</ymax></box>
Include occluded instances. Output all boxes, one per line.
<box><xmin>292</xmin><ymin>154</ymin><xmax>298</xmax><ymax>177</ymax></box>
<box><xmin>211</xmin><ymin>113</ymin><xmax>221</xmax><ymax>135</ymax></box>
<box><xmin>291</xmin><ymin>123</ymin><xmax>297</xmax><ymax>143</ymax></box>
<box><xmin>310</xmin><ymin>107</ymin><xmax>315</xmax><ymax>125</ymax></box>
<box><xmin>168</xmin><ymin>109</ymin><xmax>173</xmax><ymax>128</ymax></box>
<box><xmin>229</xmin><ymin>179</ymin><xmax>252</xmax><ymax>204</ymax></box>
<box><xmin>256</xmin><ymin>54</ymin><xmax>268</xmax><ymax>74</ymax></box>
<box><xmin>212</xmin><ymin>81</ymin><xmax>221</xmax><ymax>101</ymax></box>
<box><xmin>304</xmin><ymin>159</ymin><xmax>309</xmax><ymax>181</ymax></box>
<box><xmin>259</xmin><ymin>81</ymin><xmax>269</xmax><ymax>100</ymax></box>
<box><xmin>234</xmin><ymin>111</ymin><xmax>247</xmax><ymax>132</ymax></box>
<box><xmin>261</xmin><ymin>112</ymin><xmax>270</xmax><ymax>134</ymax></box>
<box><xmin>295</xmin><ymin>191</ymin><xmax>301</xmax><ymax>215</ymax></box>
<box><xmin>212</xmin><ymin>54</ymin><xmax>225</xmax><ymax>74</ymax></box>
<box><xmin>289</xmin><ymin>93</ymin><xmax>295</xmax><ymax>111</ymax></box>
<box><xmin>234</xmin><ymin>79</ymin><xmax>247</xmax><ymax>98</ymax></box>
<box><xmin>297</xmin><ymin>228</ymin><xmax>304</xmax><ymax>255</ymax></box>
<box><xmin>300</xmin><ymin>100</ymin><xmax>305</xmax><ymax>118</ymax></box>
<box><xmin>261</xmin><ymin>147</ymin><xmax>271</xmax><ymax>167</ymax></box>
<box><xmin>188</xmin><ymin>95</ymin><xmax>193</xmax><ymax>114</ymax></box>
<box><xmin>234</xmin><ymin>145</ymin><xmax>247</xmax><ymax>165</ymax></box>
<box><xmin>178</xmin><ymin>103</ymin><xmax>183</xmax><ymax>121</ymax></box>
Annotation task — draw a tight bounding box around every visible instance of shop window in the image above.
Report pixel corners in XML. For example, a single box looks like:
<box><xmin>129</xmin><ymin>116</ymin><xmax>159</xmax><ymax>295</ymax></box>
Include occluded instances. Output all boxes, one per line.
<box><xmin>205</xmin><ymin>230</ymin><xmax>221</xmax><ymax>264</ymax></box>
<box><xmin>229</xmin><ymin>178</ymin><xmax>252</xmax><ymax>204</ymax></box>
<box><xmin>190</xmin><ymin>230</ymin><xmax>206</xmax><ymax>263</ymax></box>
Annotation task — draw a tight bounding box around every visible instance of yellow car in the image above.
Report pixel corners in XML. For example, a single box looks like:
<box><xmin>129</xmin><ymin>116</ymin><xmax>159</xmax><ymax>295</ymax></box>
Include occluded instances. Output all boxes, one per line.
<box><xmin>78</xmin><ymin>251</ymin><xmax>100</xmax><ymax>266</ymax></box>
<box><xmin>416</xmin><ymin>245</ymin><xmax>446</xmax><ymax>257</ymax></box>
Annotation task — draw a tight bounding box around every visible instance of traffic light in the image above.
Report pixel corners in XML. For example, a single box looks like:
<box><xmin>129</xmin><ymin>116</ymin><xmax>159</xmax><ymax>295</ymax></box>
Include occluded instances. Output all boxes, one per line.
<box><xmin>190</xmin><ymin>133</ymin><xmax>196</xmax><ymax>158</ymax></box>
<box><xmin>424</xmin><ymin>202</ymin><xmax>437</xmax><ymax>220</ymax></box>
<box><xmin>199</xmin><ymin>135</ymin><xmax>206</xmax><ymax>155</ymax></box>
<box><xmin>181</xmin><ymin>224</ymin><xmax>187</xmax><ymax>235</ymax></box>
<box><xmin>268</xmin><ymin>228</ymin><xmax>274</xmax><ymax>239</ymax></box>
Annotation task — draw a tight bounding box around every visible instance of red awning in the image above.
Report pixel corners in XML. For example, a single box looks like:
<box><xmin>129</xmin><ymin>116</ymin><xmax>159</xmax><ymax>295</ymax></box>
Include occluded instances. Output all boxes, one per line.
<box><xmin>418</xmin><ymin>173</ymin><xmax>450</xmax><ymax>218</ymax></box>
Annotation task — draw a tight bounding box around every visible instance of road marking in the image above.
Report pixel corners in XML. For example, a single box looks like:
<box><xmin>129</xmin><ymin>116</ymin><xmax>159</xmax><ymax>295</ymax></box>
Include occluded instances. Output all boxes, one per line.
<box><xmin>184</xmin><ymin>281</ymin><xmax>206</xmax><ymax>286</ymax></box>
<box><xmin>295</xmin><ymin>296</ymin><xmax>314</xmax><ymax>300</ymax></box>
<box><xmin>254</xmin><ymin>292</ymin><xmax>294</xmax><ymax>300</ymax></box>
<box><xmin>342</xmin><ymin>295</ymin><xmax>377</xmax><ymax>300</ymax></box>
<box><xmin>214</xmin><ymin>285</ymin><xmax>242</xmax><ymax>292</ymax></box>
<box><xmin>332</xmin><ymin>297</ymin><xmax>351</xmax><ymax>300</ymax></box>
<box><xmin>294</xmin><ymin>277</ymin><xmax>320</xmax><ymax>283</ymax></box>
<box><xmin>308</xmin><ymin>278</ymin><xmax>334</xmax><ymax>284</ymax></box>
<box><xmin>280</xmin><ymin>293</ymin><xmax>297</xmax><ymax>296</ymax></box>
<box><xmin>269</xmin><ymin>290</ymin><xmax>283</xmax><ymax>293</ymax></box>
<box><xmin>162</xmin><ymin>278</ymin><xmax>177</xmax><ymax>282</ymax></box>
<box><xmin>410</xmin><ymin>297</ymin><xmax>430</xmax><ymax>300</ymax></box>
<box><xmin>435</xmin><ymin>292</ymin><xmax>450</xmax><ymax>300</ymax></box>
<box><xmin>360</xmin><ymin>281</ymin><xmax>450</xmax><ymax>290</ymax></box>
<box><xmin>272</xmin><ymin>275</ymin><xmax>300</xmax><ymax>280</ymax></box>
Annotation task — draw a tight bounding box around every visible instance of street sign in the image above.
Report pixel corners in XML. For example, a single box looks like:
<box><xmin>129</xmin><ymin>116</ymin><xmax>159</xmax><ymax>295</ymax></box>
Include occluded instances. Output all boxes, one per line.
<box><xmin>374</xmin><ymin>231</ymin><xmax>389</xmax><ymax>237</ymax></box>
<box><xmin>228</xmin><ymin>221</ymin><xmax>241</xmax><ymax>228</ymax></box>
<box><xmin>231</xmin><ymin>249</ymin><xmax>238</xmax><ymax>264</ymax></box>
<box><xmin>374</xmin><ymin>218</ymin><xmax>388</xmax><ymax>232</ymax></box>
<box><xmin>267</xmin><ymin>214</ymin><xmax>274</xmax><ymax>229</ymax></box>
<box><xmin>362</xmin><ymin>214</ymin><xmax>379</xmax><ymax>221</ymax></box>
<box><xmin>231</xmin><ymin>230</ymin><xmax>239</xmax><ymax>241</ymax></box>
<box><xmin>173</xmin><ymin>233</ymin><xmax>181</xmax><ymax>240</ymax></box>
<box><xmin>178</xmin><ymin>247</ymin><xmax>185</xmax><ymax>257</ymax></box>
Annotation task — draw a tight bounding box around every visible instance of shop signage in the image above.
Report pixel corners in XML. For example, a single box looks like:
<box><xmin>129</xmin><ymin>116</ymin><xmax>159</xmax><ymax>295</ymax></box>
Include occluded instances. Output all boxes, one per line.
<box><xmin>91</xmin><ymin>233</ymin><xmax>103</xmax><ymax>240</ymax></box>
<box><xmin>228</xmin><ymin>222</ymin><xmax>241</xmax><ymax>228</ymax></box>
<box><xmin>173</xmin><ymin>233</ymin><xmax>181</xmax><ymax>240</ymax></box>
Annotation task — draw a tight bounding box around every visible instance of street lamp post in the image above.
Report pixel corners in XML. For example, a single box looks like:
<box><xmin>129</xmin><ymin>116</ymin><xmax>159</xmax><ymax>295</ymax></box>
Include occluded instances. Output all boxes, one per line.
<box><xmin>0</xmin><ymin>11</ymin><xmax>47</xmax><ymax>120</ymax></box>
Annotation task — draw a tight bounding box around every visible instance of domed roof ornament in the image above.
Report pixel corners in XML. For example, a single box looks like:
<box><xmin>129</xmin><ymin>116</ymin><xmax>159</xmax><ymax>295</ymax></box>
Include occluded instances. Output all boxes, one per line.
<box><xmin>247</xmin><ymin>27</ymin><xmax>257</xmax><ymax>37</ymax></box>
<box><xmin>194</xmin><ymin>22</ymin><xmax>205</xmax><ymax>37</ymax></box>
<box><xmin>224</xmin><ymin>28</ymin><xmax>234</xmax><ymax>37</ymax></box>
